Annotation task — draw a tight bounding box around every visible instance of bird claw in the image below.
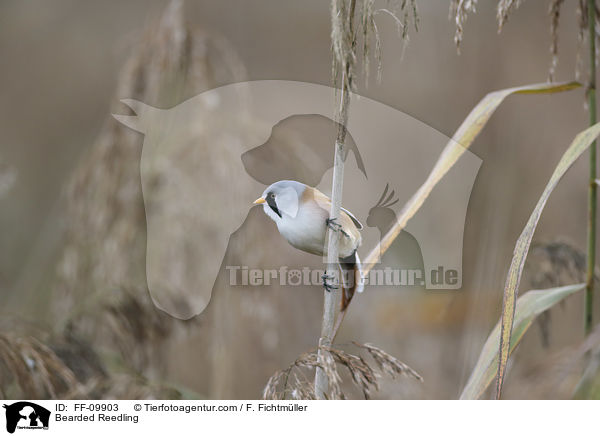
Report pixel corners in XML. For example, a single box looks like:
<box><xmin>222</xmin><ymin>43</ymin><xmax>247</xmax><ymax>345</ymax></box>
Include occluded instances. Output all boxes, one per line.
<box><xmin>326</xmin><ymin>217</ymin><xmax>342</xmax><ymax>232</ymax></box>
<box><xmin>321</xmin><ymin>274</ymin><xmax>338</xmax><ymax>292</ymax></box>
<box><xmin>327</xmin><ymin>217</ymin><xmax>350</xmax><ymax>238</ymax></box>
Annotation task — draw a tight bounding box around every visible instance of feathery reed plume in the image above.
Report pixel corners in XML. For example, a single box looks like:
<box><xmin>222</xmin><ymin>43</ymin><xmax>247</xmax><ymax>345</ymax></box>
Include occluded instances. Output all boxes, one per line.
<box><xmin>0</xmin><ymin>334</ymin><xmax>80</xmax><ymax>399</ymax></box>
<box><xmin>332</xmin><ymin>0</ymin><xmax>418</xmax><ymax>88</ymax></box>
<box><xmin>450</xmin><ymin>0</ymin><xmax>600</xmax><ymax>80</ymax></box>
<box><xmin>324</xmin><ymin>347</ymin><xmax>376</xmax><ymax>399</ymax></box>
<box><xmin>263</xmin><ymin>343</ymin><xmax>421</xmax><ymax>400</ymax></box>
<box><xmin>548</xmin><ymin>0</ymin><xmax>565</xmax><ymax>81</ymax></box>
<box><xmin>43</xmin><ymin>0</ymin><xmax>248</xmax><ymax>399</ymax></box>
<box><xmin>352</xmin><ymin>342</ymin><xmax>424</xmax><ymax>382</ymax></box>
<box><xmin>449</xmin><ymin>0</ymin><xmax>478</xmax><ymax>51</ymax></box>
<box><xmin>263</xmin><ymin>351</ymin><xmax>322</xmax><ymax>400</ymax></box>
<box><xmin>497</xmin><ymin>0</ymin><xmax>523</xmax><ymax>30</ymax></box>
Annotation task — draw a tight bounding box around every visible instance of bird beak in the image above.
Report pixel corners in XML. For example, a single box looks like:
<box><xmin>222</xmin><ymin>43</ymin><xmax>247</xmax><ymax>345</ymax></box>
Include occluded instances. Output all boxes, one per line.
<box><xmin>253</xmin><ymin>197</ymin><xmax>266</xmax><ymax>205</ymax></box>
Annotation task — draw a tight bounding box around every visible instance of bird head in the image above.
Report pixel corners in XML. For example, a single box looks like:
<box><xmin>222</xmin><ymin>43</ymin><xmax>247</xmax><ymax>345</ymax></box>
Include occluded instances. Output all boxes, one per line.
<box><xmin>253</xmin><ymin>180</ymin><xmax>305</xmax><ymax>221</ymax></box>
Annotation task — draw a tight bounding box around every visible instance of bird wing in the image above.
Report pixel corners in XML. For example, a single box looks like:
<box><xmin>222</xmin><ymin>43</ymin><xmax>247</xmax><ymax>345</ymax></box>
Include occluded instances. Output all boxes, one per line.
<box><xmin>306</xmin><ymin>186</ymin><xmax>362</xmax><ymax>229</ymax></box>
<box><xmin>340</xmin><ymin>206</ymin><xmax>362</xmax><ymax>229</ymax></box>
<box><xmin>307</xmin><ymin>187</ymin><xmax>362</xmax><ymax>255</ymax></box>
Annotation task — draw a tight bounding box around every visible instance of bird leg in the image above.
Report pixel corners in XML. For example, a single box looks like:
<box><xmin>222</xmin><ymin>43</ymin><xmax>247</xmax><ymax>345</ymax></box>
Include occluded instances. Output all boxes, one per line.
<box><xmin>321</xmin><ymin>273</ymin><xmax>338</xmax><ymax>293</ymax></box>
<box><xmin>326</xmin><ymin>217</ymin><xmax>350</xmax><ymax>237</ymax></box>
<box><xmin>326</xmin><ymin>217</ymin><xmax>341</xmax><ymax>232</ymax></box>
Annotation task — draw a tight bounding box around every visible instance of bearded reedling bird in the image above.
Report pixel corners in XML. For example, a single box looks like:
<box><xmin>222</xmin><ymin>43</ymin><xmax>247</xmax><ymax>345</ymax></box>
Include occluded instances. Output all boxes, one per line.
<box><xmin>253</xmin><ymin>180</ymin><xmax>363</xmax><ymax>311</ymax></box>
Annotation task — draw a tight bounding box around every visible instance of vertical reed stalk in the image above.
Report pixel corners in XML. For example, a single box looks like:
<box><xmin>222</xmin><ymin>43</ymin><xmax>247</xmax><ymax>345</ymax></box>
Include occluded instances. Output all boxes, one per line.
<box><xmin>586</xmin><ymin>0</ymin><xmax>597</xmax><ymax>336</ymax></box>
<box><xmin>314</xmin><ymin>0</ymin><xmax>356</xmax><ymax>399</ymax></box>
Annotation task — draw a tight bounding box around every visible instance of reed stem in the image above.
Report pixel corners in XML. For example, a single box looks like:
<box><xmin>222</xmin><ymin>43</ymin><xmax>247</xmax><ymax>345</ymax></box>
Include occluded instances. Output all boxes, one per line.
<box><xmin>314</xmin><ymin>0</ymin><xmax>356</xmax><ymax>399</ymax></box>
<box><xmin>585</xmin><ymin>0</ymin><xmax>597</xmax><ymax>336</ymax></box>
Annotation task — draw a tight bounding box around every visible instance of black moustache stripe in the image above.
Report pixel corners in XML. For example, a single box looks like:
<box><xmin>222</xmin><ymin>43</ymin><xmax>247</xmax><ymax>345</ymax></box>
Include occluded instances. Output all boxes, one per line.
<box><xmin>266</xmin><ymin>194</ymin><xmax>282</xmax><ymax>218</ymax></box>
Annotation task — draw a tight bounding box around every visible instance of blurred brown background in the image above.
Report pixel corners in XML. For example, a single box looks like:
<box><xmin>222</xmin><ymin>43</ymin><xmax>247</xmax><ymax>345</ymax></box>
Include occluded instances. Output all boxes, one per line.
<box><xmin>0</xmin><ymin>0</ymin><xmax>596</xmax><ymax>399</ymax></box>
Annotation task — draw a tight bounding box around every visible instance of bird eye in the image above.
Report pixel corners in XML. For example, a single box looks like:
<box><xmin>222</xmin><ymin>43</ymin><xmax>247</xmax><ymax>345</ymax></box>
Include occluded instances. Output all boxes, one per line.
<box><xmin>269</xmin><ymin>193</ymin><xmax>275</xmax><ymax>198</ymax></box>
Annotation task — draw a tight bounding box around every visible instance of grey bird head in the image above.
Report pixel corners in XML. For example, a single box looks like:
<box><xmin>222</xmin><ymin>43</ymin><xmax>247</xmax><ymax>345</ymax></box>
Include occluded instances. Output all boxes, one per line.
<box><xmin>253</xmin><ymin>180</ymin><xmax>306</xmax><ymax>221</ymax></box>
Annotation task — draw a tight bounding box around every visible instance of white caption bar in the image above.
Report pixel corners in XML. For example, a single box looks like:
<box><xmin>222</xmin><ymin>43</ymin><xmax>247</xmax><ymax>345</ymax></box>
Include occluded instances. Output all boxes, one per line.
<box><xmin>0</xmin><ymin>400</ymin><xmax>597</xmax><ymax>435</ymax></box>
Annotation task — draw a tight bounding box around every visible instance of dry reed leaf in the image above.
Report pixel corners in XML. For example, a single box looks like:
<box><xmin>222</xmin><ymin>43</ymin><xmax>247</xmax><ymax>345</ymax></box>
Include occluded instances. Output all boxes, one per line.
<box><xmin>496</xmin><ymin>122</ymin><xmax>600</xmax><ymax>399</ymax></box>
<box><xmin>362</xmin><ymin>81</ymin><xmax>580</xmax><ymax>274</ymax></box>
<box><xmin>461</xmin><ymin>283</ymin><xmax>585</xmax><ymax>399</ymax></box>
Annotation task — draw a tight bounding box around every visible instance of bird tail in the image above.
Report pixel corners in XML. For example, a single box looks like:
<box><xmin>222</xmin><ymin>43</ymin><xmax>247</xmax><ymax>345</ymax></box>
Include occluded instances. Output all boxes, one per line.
<box><xmin>339</xmin><ymin>250</ymin><xmax>363</xmax><ymax>312</ymax></box>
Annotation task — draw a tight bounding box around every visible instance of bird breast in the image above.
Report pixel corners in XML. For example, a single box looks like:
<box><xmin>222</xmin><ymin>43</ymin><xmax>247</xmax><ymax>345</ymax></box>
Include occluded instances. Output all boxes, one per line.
<box><xmin>276</xmin><ymin>203</ymin><xmax>328</xmax><ymax>256</ymax></box>
<box><xmin>276</xmin><ymin>202</ymin><xmax>360</xmax><ymax>258</ymax></box>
